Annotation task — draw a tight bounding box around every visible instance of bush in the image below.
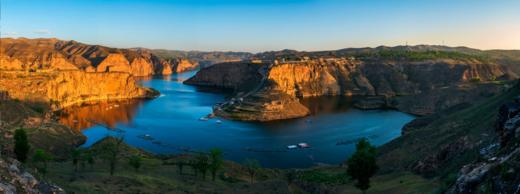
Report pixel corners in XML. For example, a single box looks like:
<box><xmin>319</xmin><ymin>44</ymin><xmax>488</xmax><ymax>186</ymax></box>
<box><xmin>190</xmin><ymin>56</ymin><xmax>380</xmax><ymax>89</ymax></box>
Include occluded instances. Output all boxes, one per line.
<box><xmin>14</xmin><ymin>129</ymin><xmax>30</xmax><ymax>163</ymax></box>
<box><xmin>32</xmin><ymin>149</ymin><xmax>53</xmax><ymax>176</ymax></box>
<box><xmin>129</xmin><ymin>155</ymin><xmax>142</xmax><ymax>172</ymax></box>
<box><xmin>470</xmin><ymin>77</ymin><xmax>481</xmax><ymax>83</ymax></box>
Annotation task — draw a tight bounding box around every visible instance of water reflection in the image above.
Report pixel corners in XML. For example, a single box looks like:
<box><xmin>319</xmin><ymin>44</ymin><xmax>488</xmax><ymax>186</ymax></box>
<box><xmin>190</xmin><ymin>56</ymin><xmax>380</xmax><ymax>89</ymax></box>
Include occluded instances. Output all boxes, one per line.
<box><xmin>59</xmin><ymin>100</ymin><xmax>145</xmax><ymax>131</ymax></box>
<box><xmin>300</xmin><ymin>96</ymin><xmax>354</xmax><ymax>114</ymax></box>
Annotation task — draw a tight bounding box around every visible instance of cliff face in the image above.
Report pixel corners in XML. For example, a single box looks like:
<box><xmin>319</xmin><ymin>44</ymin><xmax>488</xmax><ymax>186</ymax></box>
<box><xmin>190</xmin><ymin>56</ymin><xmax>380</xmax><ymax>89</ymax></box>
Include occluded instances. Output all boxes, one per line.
<box><xmin>185</xmin><ymin>61</ymin><xmax>264</xmax><ymax>90</ymax></box>
<box><xmin>171</xmin><ymin>59</ymin><xmax>199</xmax><ymax>73</ymax></box>
<box><xmin>187</xmin><ymin>58</ymin><xmax>515</xmax><ymax>121</ymax></box>
<box><xmin>130</xmin><ymin>57</ymin><xmax>155</xmax><ymax>76</ymax></box>
<box><xmin>268</xmin><ymin>59</ymin><xmax>509</xmax><ymax>98</ymax></box>
<box><xmin>0</xmin><ymin>71</ymin><xmax>157</xmax><ymax>109</ymax></box>
<box><xmin>96</xmin><ymin>53</ymin><xmax>131</xmax><ymax>73</ymax></box>
<box><xmin>0</xmin><ymin>38</ymin><xmax>194</xmax><ymax>75</ymax></box>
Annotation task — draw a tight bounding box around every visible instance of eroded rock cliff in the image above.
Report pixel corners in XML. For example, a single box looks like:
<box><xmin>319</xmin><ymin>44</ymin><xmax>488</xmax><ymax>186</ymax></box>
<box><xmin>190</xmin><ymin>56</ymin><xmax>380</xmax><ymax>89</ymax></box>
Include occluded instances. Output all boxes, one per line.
<box><xmin>171</xmin><ymin>59</ymin><xmax>199</xmax><ymax>73</ymax></box>
<box><xmin>185</xmin><ymin>61</ymin><xmax>264</xmax><ymax>90</ymax></box>
<box><xmin>187</xmin><ymin>57</ymin><xmax>515</xmax><ymax>121</ymax></box>
<box><xmin>0</xmin><ymin>38</ymin><xmax>196</xmax><ymax>75</ymax></box>
<box><xmin>0</xmin><ymin>71</ymin><xmax>158</xmax><ymax>109</ymax></box>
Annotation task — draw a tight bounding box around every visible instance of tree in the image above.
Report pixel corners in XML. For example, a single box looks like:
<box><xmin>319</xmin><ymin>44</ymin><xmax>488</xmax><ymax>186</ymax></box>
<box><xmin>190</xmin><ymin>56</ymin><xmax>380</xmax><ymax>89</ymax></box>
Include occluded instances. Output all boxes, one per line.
<box><xmin>176</xmin><ymin>159</ymin><xmax>187</xmax><ymax>175</ymax></box>
<box><xmin>98</xmin><ymin>136</ymin><xmax>124</xmax><ymax>176</ymax></box>
<box><xmin>346</xmin><ymin>138</ymin><xmax>379</xmax><ymax>194</ymax></box>
<box><xmin>82</xmin><ymin>151</ymin><xmax>95</xmax><ymax>170</ymax></box>
<box><xmin>243</xmin><ymin>159</ymin><xmax>260</xmax><ymax>183</ymax></box>
<box><xmin>195</xmin><ymin>153</ymin><xmax>210</xmax><ymax>179</ymax></box>
<box><xmin>14</xmin><ymin>129</ymin><xmax>30</xmax><ymax>163</ymax></box>
<box><xmin>71</xmin><ymin>148</ymin><xmax>82</xmax><ymax>172</ymax></box>
<box><xmin>129</xmin><ymin>155</ymin><xmax>142</xmax><ymax>172</ymax></box>
<box><xmin>209</xmin><ymin>148</ymin><xmax>224</xmax><ymax>181</ymax></box>
<box><xmin>32</xmin><ymin>149</ymin><xmax>52</xmax><ymax>177</ymax></box>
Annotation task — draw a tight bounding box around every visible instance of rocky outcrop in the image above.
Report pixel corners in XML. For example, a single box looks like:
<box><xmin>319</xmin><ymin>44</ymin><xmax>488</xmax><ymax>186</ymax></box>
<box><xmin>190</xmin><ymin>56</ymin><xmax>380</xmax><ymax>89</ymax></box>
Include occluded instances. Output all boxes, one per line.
<box><xmin>0</xmin><ymin>38</ymin><xmax>78</xmax><ymax>71</ymax></box>
<box><xmin>0</xmin><ymin>71</ymin><xmax>158</xmax><ymax>109</ymax></box>
<box><xmin>0</xmin><ymin>38</ymin><xmax>196</xmax><ymax>76</ymax></box>
<box><xmin>412</xmin><ymin>136</ymin><xmax>477</xmax><ymax>176</ymax></box>
<box><xmin>185</xmin><ymin>61</ymin><xmax>265</xmax><ymax>91</ymax></box>
<box><xmin>446</xmin><ymin>101</ymin><xmax>520</xmax><ymax>194</ymax></box>
<box><xmin>0</xmin><ymin>55</ymin><xmax>23</xmax><ymax>70</ymax></box>
<box><xmin>130</xmin><ymin>57</ymin><xmax>155</xmax><ymax>76</ymax></box>
<box><xmin>171</xmin><ymin>59</ymin><xmax>199</xmax><ymax>73</ymax></box>
<box><xmin>187</xmin><ymin>57</ymin><xmax>514</xmax><ymax>121</ymax></box>
<box><xmin>0</xmin><ymin>158</ymin><xmax>65</xmax><ymax>194</ymax></box>
<box><xmin>214</xmin><ymin>88</ymin><xmax>310</xmax><ymax>121</ymax></box>
<box><xmin>96</xmin><ymin>53</ymin><xmax>131</xmax><ymax>73</ymax></box>
<box><xmin>496</xmin><ymin>97</ymin><xmax>520</xmax><ymax>147</ymax></box>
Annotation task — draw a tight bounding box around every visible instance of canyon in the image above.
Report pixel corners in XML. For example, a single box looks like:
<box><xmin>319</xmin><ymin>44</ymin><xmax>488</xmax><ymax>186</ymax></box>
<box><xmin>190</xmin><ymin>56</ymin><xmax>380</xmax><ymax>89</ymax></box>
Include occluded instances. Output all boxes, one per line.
<box><xmin>2</xmin><ymin>38</ymin><xmax>520</xmax><ymax>193</ymax></box>
<box><xmin>186</xmin><ymin>50</ymin><xmax>518</xmax><ymax>121</ymax></box>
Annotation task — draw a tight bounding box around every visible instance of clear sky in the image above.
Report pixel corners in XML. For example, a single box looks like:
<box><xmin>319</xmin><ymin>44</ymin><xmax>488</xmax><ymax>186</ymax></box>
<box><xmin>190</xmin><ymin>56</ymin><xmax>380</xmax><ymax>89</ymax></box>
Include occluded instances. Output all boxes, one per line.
<box><xmin>1</xmin><ymin>0</ymin><xmax>519</xmax><ymax>52</ymax></box>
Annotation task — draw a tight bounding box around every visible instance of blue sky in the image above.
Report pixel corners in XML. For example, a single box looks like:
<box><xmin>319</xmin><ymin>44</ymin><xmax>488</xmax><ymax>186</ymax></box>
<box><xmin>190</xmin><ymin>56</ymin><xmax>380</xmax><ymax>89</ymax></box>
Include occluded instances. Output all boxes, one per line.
<box><xmin>1</xmin><ymin>0</ymin><xmax>519</xmax><ymax>52</ymax></box>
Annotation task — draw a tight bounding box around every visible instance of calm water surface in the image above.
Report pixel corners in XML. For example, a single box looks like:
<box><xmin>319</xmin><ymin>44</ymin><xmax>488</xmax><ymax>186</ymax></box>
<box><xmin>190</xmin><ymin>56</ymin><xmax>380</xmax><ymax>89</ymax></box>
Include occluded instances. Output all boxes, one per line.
<box><xmin>60</xmin><ymin>71</ymin><xmax>415</xmax><ymax>168</ymax></box>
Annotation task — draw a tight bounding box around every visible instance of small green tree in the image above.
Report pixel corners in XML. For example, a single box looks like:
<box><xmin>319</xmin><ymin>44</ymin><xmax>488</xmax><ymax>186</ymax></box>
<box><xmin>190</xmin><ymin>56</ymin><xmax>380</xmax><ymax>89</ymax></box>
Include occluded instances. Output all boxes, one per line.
<box><xmin>82</xmin><ymin>151</ymin><xmax>95</xmax><ymax>170</ymax></box>
<box><xmin>243</xmin><ymin>159</ymin><xmax>260</xmax><ymax>183</ymax></box>
<box><xmin>176</xmin><ymin>159</ymin><xmax>187</xmax><ymax>175</ymax></box>
<box><xmin>189</xmin><ymin>158</ymin><xmax>198</xmax><ymax>176</ymax></box>
<box><xmin>129</xmin><ymin>155</ymin><xmax>142</xmax><ymax>172</ymax></box>
<box><xmin>71</xmin><ymin>148</ymin><xmax>82</xmax><ymax>172</ymax></box>
<box><xmin>32</xmin><ymin>149</ymin><xmax>53</xmax><ymax>177</ymax></box>
<box><xmin>346</xmin><ymin>138</ymin><xmax>379</xmax><ymax>194</ymax></box>
<box><xmin>14</xmin><ymin>129</ymin><xmax>30</xmax><ymax>163</ymax></box>
<box><xmin>209</xmin><ymin>148</ymin><xmax>224</xmax><ymax>181</ymax></box>
<box><xmin>98</xmin><ymin>136</ymin><xmax>124</xmax><ymax>176</ymax></box>
<box><xmin>195</xmin><ymin>153</ymin><xmax>210</xmax><ymax>179</ymax></box>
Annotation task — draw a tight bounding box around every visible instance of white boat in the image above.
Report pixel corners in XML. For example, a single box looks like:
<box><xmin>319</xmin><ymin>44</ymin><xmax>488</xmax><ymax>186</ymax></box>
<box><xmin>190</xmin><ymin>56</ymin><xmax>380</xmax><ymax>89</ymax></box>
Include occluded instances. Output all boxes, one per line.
<box><xmin>199</xmin><ymin>117</ymin><xmax>209</xmax><ymax>121</ymax></box>
<box><xmin>216</xmin><ymin>120</ymin><xmax>222</xmax><ymax>124</ymax></box>
<box><xmin>287</xmin><ymin>145</ymin><xmax>298</xmax><ymax>149</ymax></box>
<box><xmin>298</xmin><ymin>143</ymin><xmax>310</xmax><ymax>148</ymax></box>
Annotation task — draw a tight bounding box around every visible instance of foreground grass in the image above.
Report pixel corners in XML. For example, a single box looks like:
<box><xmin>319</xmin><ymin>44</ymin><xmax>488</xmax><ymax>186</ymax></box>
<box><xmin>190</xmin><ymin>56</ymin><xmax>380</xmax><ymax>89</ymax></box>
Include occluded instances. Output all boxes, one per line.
<box><xmin>39</xmin><ymin>155</ymin><xmax>439</xmax><ymax>194</ymax></box>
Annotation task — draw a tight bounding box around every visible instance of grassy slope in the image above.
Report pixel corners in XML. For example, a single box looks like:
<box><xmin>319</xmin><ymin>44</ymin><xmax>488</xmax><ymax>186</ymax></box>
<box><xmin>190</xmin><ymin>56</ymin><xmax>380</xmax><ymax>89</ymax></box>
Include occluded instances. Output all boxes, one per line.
<box><xmin>378</xmin><ymin>81</ymin><xmax>520</xmax><ymax>177</ymax></box>
<box><xmin>38</xmin><ymin>137</ymin><xmax>438</xmax><ymax>194</ymax></box>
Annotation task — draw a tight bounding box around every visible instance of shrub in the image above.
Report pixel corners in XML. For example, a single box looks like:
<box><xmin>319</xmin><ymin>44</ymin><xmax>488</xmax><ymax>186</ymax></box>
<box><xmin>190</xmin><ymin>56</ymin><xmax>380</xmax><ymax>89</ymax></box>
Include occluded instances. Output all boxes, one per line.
<box><xmin>14</xmin><ymin>129</ymin><xmax>30</xmax><ymax>163</ymax></box>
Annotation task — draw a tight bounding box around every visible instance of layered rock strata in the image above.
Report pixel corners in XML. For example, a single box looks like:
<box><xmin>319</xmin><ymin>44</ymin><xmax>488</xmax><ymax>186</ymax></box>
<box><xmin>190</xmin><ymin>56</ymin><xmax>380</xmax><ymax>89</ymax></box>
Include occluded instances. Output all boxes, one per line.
<box><xmin>0</xmin><ymin>71</ymin><xmax>158</xmax><ymax>109</ymax></box>
<box><xmin>0</xmin><ymin>38</ymin><xmax>197</xmax><ymax>75</ymax></box>
<box><xmin>186</xmin><ymin>58</ymin><xmax>515</xmax><ymax>121</ymax></box>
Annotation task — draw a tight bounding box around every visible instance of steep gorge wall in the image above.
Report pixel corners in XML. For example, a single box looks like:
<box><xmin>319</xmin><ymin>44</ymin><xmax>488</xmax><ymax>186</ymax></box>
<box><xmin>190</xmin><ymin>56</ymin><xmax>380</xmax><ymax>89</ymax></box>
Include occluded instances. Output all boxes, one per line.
<box><xmin>0</xmin><ymin>38</ymin><xmax>198</xmax><ymax>76</ymax></box>
<box><xmin>185</xmin><ymin>61</ymin><xmax>264</xmax><ymax>90</ymax></box>
<box><xmin>186</xmin><ymin>58</ymin><xmax>514</xmax><ymax>121</ymax></box>
<box><xmin>268</xmin><ymin>59</ymin><xmax>509</xmax><ymax>98</ymax></box>
<box><xmin>0</xmin><ymin>71</ymin><xmax>157</xmax><ymax>109</ymax></box>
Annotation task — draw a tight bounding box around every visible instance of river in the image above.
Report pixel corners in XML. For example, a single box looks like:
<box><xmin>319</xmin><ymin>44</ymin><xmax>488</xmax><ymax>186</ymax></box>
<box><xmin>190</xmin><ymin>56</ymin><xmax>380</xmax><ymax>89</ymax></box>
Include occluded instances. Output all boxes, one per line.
<box><xmin>59</xmin><ymin>71</ymin><xmax>415</xmax><ymax>168</ymax></box>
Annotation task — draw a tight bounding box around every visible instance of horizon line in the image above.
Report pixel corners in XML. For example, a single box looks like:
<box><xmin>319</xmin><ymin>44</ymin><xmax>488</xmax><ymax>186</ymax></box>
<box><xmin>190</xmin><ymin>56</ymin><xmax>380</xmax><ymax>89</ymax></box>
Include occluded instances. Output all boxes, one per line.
<box><xmin>2</xmin><ymin>36</ymin><xmax>519</xmax><ymax>53</ymax></box>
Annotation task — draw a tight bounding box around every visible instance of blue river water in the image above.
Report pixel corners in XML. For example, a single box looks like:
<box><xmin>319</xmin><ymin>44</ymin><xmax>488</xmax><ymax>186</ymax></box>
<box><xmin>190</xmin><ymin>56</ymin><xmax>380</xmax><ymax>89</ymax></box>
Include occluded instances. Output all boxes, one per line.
<box><xmin>59</xmin><ymin>71</ymin><xmax>415</xmax><ymax>168</ymax></box>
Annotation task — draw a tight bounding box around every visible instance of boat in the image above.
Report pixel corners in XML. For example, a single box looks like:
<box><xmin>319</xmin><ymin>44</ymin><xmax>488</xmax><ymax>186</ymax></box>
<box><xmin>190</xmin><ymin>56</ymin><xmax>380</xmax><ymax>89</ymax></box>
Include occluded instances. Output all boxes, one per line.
<box><xmin>199</xmin><ymin>117</ymin><xmax>209</xmax><ymax>121</ymax></box>
<box><xmin>287</xmin><ymin>145</ymin><xmax>298</xmax><ymax>149</ymax></box>
<box><xmin>216</xmin><ymin>120</ymin><xmax>222</xmax><ymax>124</ymax></box>
<box><xmin>298</xmin><ymin>142</ymin><xmax>311</xmax><ymax>148</ymax></box>
<box><xmin>138</xmin><ymin>134</ymin><xmax>154</xmax><ymax>140</ymax></box>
